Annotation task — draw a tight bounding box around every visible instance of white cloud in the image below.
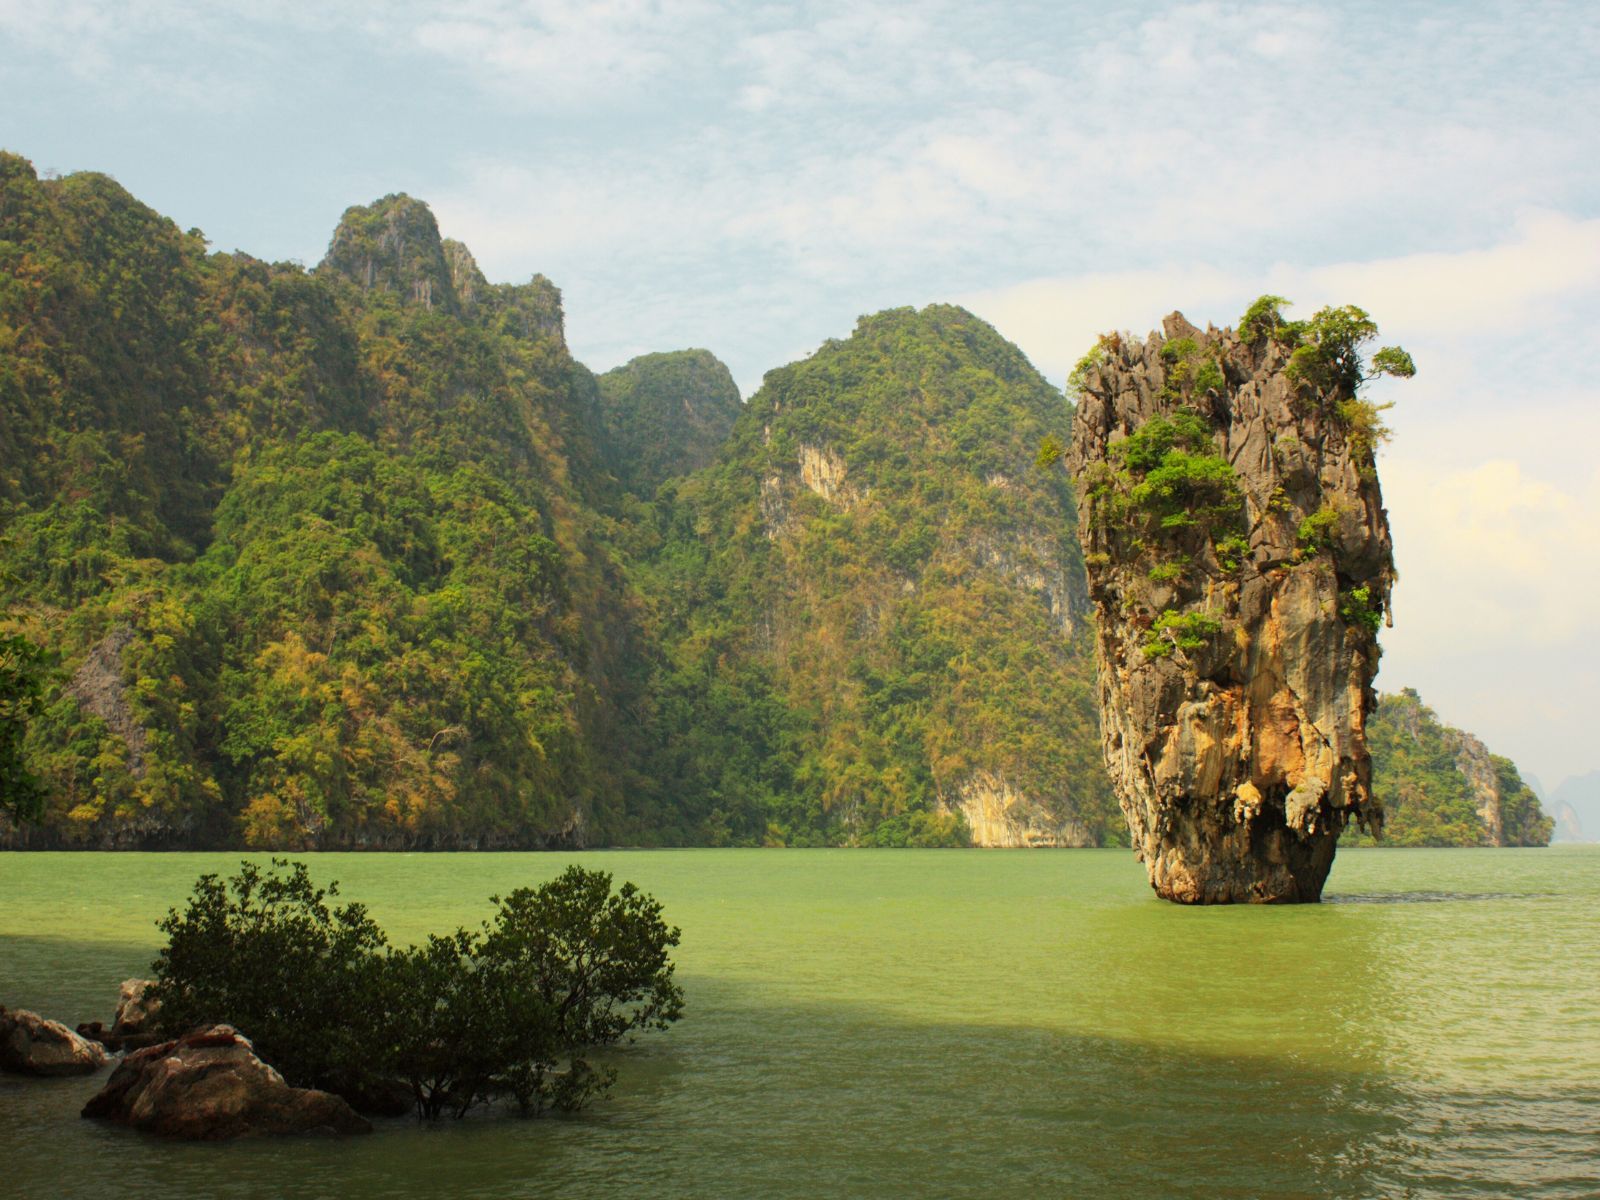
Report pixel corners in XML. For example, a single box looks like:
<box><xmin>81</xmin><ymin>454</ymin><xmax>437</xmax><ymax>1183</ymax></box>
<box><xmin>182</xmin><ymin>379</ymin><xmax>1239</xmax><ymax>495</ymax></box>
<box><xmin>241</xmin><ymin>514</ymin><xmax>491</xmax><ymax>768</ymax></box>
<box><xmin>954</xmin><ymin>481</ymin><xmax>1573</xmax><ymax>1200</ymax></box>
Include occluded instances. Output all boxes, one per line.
<box><xmin>1383</xmin><ymin>457</ymin><xmax>1600</xmax><ymax>652</ymax></box>
<box><xmin>1376</xmin><ymin>450</ymin><xmax>1600</xmax><ymax>786</ymax></box>
<box><xmin>1302</xmin><ymin>212</ymin><xmax>1600</xmax><ymax>335</ymax></box>
<box><xmin>406</xmin><ymin>0</ymin><xmax>719</xmax><ymax>101</ymax></box>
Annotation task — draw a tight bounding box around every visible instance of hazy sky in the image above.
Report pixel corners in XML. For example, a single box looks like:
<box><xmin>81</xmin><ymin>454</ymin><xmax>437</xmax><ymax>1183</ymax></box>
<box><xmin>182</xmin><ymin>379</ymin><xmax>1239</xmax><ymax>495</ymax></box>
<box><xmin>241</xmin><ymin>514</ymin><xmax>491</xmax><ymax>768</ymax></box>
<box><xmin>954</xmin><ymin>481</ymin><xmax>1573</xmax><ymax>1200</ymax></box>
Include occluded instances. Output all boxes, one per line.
<box><xmin>4</xmin><ymin>1</ymin><xmax>1598</xmax><ymax>792</ymax></box>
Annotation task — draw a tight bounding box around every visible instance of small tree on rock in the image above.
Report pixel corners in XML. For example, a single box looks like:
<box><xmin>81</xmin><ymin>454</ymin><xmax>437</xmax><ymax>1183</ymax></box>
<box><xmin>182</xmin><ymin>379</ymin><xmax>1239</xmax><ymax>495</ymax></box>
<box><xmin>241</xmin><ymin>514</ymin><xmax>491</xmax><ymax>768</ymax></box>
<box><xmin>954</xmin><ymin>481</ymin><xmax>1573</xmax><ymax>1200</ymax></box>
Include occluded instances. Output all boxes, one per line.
<box><xmin>150</xmin><ymin>859</ymin><xmax>391</xmax><ymax>1095</ymax></box>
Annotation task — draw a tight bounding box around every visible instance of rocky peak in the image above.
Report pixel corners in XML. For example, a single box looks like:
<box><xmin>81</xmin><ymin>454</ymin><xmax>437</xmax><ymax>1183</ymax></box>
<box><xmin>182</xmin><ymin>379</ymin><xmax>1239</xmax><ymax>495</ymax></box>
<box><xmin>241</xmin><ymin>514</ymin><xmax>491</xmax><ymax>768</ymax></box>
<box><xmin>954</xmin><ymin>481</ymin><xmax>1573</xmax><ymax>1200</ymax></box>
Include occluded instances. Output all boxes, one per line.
<box><xmin>596</xmin><ymin>348</ymin><xmax>739</xmax><ymax>494</ymax></box>
<box><xmin>1065</xmin><ymin>299</ymin><xmax>1409</xmax><ymax>902</ymax></box>
<box><xmin>485</xmin><ymin>273</ymin><xmax>565</xmax><ymax>346</ymax></box>
<box><xmin>319</xmin><ymin>194</ymin><xmax>459</xmax><ymax>314</ymax></box>
<box><xmin>441</xmin><ymin>237</ymin><xmax>488</xmax><ymax>311</ymax></box>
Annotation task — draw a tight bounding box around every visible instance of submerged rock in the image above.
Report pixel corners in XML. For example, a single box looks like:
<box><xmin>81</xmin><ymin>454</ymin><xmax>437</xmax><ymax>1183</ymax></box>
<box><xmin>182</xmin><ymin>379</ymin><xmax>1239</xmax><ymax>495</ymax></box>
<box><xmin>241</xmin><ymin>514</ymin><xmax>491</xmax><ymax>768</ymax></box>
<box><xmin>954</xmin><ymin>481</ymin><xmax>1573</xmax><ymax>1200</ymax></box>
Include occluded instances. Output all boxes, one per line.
<box><xmin>0</xmin><ymin>1006</ymin><xmax>111</xmax><ymax>1076</ymax></box>
<box><xmin>82</xmin><ymin>1025</ymin><xmax>372</xmax><ymax>1139</ymax></box>
<box><xmin>1065</xmin><ymin>307</ymin><xmax>1405</xmax><ymax>902</ymax></box>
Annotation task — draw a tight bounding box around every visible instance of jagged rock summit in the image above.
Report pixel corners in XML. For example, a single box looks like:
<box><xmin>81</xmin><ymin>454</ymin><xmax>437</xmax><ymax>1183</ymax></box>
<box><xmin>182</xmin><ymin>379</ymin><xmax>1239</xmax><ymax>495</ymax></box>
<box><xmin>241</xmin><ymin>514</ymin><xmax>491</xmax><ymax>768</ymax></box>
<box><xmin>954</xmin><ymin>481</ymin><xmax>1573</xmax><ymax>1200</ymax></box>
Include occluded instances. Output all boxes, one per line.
<box><xmin>319</xmin><ymin>194</ymin><xmax>565</xmax><ymax>343</ymax></box>
<box><xmin>1065</xmin><ymin>301</ymin><xmax>1409</xmax><ymax>903</ymax></box>
<box><xmin>321</xmin><ymin>193</ymin><xmax>460</xmax><ymax>313</ymax></box>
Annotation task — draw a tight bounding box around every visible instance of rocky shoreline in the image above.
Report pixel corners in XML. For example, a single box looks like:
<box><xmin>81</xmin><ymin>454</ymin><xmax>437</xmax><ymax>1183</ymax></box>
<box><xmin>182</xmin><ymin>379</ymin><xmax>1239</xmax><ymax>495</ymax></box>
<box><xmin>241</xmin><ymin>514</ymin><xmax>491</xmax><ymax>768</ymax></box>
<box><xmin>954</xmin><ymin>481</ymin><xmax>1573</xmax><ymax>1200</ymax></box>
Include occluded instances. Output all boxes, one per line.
<box><xmin>2</xmin><ymin>983</ymin><xmax>371</xmax><ymax>1140</ymax></box>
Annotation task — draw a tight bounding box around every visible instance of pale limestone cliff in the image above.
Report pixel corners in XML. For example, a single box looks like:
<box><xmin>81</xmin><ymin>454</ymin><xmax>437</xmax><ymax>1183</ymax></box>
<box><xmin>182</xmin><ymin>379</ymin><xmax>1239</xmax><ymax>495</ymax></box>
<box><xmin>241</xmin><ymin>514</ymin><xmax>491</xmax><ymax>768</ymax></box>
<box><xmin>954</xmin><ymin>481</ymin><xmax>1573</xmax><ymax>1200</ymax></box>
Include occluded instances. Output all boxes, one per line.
<box><xmin>798</xmin><ymin>444</ymin><xmax>857</xmax><ymax>505</ymax></box>
<box><xmin>1450</xmin><ymin>730</ymin><xmax>1504</xmax><ymax>845</ymax></box>
<box><xmin>1066</xmin><ymin>310</ymin><xmax>1398</xmax><ymax>902</ymax></box>
<box><xmin>946</xmin><ymin>771</ymin><xmax>1094</xmax><ymax>847</ymax></box>
<box><xmin>67</xmin><ymin>625</ymin><xmax>146</xmax><ymax>779</ymax></box>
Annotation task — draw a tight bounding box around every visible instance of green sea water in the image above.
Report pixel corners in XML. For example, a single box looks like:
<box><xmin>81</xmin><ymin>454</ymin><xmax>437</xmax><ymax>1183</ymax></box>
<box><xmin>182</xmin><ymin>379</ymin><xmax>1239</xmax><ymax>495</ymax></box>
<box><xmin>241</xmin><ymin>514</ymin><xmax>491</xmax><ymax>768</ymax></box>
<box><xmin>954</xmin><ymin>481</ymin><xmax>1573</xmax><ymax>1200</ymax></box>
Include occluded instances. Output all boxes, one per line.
<box><xmin>1</xmin><ymin>847</ymin><xmax>1596</xmax><ymax>1199</ymax></box>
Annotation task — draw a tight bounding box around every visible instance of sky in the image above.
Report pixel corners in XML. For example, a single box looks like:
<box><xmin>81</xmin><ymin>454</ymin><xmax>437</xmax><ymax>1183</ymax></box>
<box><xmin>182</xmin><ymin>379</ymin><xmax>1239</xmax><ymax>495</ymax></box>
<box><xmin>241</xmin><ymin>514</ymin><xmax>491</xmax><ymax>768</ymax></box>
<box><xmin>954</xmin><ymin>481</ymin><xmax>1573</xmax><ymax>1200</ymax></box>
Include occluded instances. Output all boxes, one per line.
<box><xmin>4</xmin><ymin>0</ymin><xmax>1598</xmax><ymax>793</ymax></box>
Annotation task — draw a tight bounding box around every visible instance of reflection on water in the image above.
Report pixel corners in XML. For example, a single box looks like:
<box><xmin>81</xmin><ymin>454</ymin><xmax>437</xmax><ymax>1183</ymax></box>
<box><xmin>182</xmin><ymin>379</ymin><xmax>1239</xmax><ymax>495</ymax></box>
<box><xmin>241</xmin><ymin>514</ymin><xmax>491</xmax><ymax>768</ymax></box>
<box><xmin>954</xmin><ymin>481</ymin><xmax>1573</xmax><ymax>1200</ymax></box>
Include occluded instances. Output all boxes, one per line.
<box><xmin>0</xmin><ymin>847</ymin><xmax>1596</xmax><ymax>1199</ymax></box>
<box><xmin>1327</xmin><ymin>891</ymin><xmax>1536</xmax><ymax>904</ymax></box>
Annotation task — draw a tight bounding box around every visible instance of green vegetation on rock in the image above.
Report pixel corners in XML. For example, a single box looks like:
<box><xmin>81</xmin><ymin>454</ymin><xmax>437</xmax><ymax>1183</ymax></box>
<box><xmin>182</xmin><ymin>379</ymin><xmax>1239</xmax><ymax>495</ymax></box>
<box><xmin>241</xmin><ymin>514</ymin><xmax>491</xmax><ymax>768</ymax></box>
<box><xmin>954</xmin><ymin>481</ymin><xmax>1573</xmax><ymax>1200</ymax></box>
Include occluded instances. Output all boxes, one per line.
<box><xmin>596</xmin><ymin>349</ymin><xmax>742</xmax><ymax>497</ymax></box>
<box><xmin>0</xmin><ymin>631</ymin><xmax>47</xmax><ymax>821</ymax></box>
<box><xmin>151</xmin><ymin>859</ymin><xmax>682</xmax><ymax>1118</ymax></box>
<box><xmin>1359</xmin><ymin>689</ymin><xmax>1553</xmax><ymax>846</ymax></box>
<box><xmin>0</xmin><ymin>154</ymin><xmax>1540</xmax><ymax>854</ymax></box>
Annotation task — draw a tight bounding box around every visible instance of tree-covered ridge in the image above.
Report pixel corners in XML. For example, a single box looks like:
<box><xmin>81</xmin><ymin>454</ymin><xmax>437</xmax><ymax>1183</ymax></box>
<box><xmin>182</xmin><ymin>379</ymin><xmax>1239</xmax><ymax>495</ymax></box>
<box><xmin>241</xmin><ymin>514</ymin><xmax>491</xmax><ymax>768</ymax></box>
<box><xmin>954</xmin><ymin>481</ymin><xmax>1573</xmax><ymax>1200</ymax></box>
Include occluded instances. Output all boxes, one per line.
<box><xmin>629</xmin><ymin>305</ymin><xmax>1117</xmax><ymax>847</ymax></box>
<box><xmin>0</xmin><ymin>153</ymin><xmax>1552</xmax><ymax>852</ymax></box>
<box><xmin>1359</xmin><ymin>689</ymin><xmax>1552</xmax><ymax>847</ymax></box>
<box><xmin>596</xmin><ymin>350</ymin><xmax>742</xmax><ymax>497</ymax></box>
<box><xmin>0</xmin><ymin>156</ymin><xmax>643</xmax><ymax>848</ymax></box>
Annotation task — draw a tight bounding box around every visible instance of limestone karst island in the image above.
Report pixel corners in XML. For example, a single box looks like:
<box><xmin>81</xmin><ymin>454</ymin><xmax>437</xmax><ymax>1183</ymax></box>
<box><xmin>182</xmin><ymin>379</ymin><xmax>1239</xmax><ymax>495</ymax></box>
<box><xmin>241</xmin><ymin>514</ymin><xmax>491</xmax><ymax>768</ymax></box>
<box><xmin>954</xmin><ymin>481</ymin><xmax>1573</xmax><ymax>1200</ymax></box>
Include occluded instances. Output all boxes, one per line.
<box><xmin>0</xmin><ymin>161</ymin><xmax>1550</xmax><ymax>871</ymax></box>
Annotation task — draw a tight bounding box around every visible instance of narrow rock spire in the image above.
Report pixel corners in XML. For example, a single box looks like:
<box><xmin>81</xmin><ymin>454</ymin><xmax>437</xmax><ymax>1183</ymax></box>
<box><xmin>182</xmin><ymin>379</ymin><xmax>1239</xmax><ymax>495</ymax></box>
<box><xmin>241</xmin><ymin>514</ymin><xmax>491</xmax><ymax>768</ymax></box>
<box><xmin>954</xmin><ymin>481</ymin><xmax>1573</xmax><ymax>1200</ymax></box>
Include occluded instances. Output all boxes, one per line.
<box><xmin>1065</xmin><ymin>303</ymin><xmax>1404</xmax><ymax>902</ymax></box>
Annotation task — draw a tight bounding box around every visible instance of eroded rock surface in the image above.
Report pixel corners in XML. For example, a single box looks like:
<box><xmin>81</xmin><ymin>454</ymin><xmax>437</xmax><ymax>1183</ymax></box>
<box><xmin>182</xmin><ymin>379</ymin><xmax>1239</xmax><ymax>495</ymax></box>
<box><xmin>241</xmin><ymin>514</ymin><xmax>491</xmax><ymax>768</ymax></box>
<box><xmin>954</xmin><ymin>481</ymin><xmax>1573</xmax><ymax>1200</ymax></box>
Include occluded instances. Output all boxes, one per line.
<box><xmin>1066</xmin><ymin>310</ymin><xmax>1397</xmax><ymax>902</ymax></box>
<box><xmin>82</xmin><ymin>1025</ymin><xmax>371</xmax><ymax>1140</ymax></box>
<box><xmin>81</xmin><ymin>977</ymin><xmax>165</xmax><ymax>1051</ymax></box>
<box><xmin>948</xmin><ymin>770</ymin><xmax>1094</xmax><ymax>847</ymax></box>
<box><xmin>0</xmin><ymin>1006</ymin><xmax>110</xmax><ymax>1076</ymax></box>
<box><xmin>110</xmin><ymin>978</ymin><xmax>162</xmax><ymax>1048</ymax></box>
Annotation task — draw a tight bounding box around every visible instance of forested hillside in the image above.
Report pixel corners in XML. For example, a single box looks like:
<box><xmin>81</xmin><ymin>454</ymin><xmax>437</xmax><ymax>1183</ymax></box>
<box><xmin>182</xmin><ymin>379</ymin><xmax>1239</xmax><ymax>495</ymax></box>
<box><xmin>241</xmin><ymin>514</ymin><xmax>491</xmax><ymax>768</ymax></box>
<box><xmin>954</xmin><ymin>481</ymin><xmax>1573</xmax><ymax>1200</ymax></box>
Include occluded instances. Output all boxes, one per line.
<box><xmin>0</xmin><ymin>154</ymin><xmax>1550</xmax><ymax>850</ymax></box>
<box><xmin>628</xmin><ymin>306</ymin><xmax>1116</xmax><ymax>846</ymax></box>
<box><xmin>597</xmin><ymin>350</ymin><xmax>741</xmax><ymax>498</ymax></box>
<box><xmin>0</xmin><ymin>156</ymin><xmax>645</xmax><ymax>847</ymax></box>
<box><xmin>1357</xmin><ymin>689</ymin><xmax>1552</xmax><ymax>846</ymax></box>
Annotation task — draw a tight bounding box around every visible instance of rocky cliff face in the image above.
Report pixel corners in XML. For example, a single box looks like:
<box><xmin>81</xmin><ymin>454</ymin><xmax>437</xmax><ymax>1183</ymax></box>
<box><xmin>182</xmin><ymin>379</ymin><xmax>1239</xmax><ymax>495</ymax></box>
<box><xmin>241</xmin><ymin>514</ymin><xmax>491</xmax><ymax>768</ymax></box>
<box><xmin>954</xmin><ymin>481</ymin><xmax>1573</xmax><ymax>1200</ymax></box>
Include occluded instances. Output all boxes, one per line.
<box><xmin>321</xmin><ymin>194</ymin><xmax>460</xmax><ymax>313</ymax></box>
<box><xmin>1066</xmin><ymin>307</ymin><xmax>1403</xmax><ymax>902</ymax></box>
<box><xmin>947</xmin><ymin>770</ymin><xmax>1095</xmax><ymax>847</ymax></box>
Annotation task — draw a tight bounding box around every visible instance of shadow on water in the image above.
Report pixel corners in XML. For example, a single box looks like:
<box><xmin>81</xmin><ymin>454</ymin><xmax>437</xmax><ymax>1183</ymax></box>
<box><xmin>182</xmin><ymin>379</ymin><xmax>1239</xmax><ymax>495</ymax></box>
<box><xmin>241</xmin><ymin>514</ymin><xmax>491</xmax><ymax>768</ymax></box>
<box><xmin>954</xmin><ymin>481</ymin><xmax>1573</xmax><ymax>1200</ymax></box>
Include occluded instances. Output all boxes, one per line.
<box><xmin>1</xmin><ymin>957</ymin><xmax>1596</xmax><ymax>1200</ymax></box>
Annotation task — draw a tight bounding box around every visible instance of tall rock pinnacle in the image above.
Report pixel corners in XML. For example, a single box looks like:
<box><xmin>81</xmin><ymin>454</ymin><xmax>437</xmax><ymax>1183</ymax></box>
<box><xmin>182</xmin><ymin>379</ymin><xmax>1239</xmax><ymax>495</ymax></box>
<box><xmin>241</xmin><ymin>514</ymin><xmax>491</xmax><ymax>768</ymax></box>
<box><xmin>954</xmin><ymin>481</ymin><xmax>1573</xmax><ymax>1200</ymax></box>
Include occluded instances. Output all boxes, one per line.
<box><xmin>1063</xmin><ymin>301</ymin><xmax>1411</xmax><ymax>902</ymax></box>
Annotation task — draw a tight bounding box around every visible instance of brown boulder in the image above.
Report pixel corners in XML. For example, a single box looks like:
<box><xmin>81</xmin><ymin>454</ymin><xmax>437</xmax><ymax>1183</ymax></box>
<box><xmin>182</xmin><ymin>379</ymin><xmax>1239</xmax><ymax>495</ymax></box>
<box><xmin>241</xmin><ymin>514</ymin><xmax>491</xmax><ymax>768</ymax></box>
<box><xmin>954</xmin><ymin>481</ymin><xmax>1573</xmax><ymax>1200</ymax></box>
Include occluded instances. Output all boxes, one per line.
<box><xmin>81</xmin><ymin>1025</ymin><xmax>372</xmax><ymax>1140</ymax></box>
<box><xmin>110</xmin><ymin>978</ymin><xmax>164</xmax><ymax>1049</ymax></box>
<box><xmin>78</xmin><ymin>978</ymin><xmax>165</xmax><ymax>1051</ymax></box>
<box><xmin>0</xmin><ymin>1005</ymin><xmax>111</xmax><ymax>1076</ymax></box>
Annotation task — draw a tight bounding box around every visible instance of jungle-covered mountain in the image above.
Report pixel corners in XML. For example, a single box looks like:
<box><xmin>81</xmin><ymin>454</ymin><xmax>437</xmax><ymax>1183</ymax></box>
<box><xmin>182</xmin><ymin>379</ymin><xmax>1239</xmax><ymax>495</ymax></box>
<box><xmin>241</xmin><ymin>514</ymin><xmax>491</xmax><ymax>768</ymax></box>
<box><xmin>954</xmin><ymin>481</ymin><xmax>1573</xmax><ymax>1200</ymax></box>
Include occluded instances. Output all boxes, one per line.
<box><xmin>0</xmin><ymin>154</ymin><xmax>1110</xmax><ymax>848</ymax></box>
<box><xmin>0</xmin><ymin>153</ymin><xmax>1550</xmax><ymax>849</ymax></box>
<box><xmin>1357</xmin><ymin>689</ymin><xmax>1553</xmax><ymax>847</ymax></box>
<box><xmin>596</xmin><ymin>350</ymin><xmax>741</xmax><ymax>498</ymax></box>
<box><xmin>629</xmin><ymin>305</ymin><xmax>1115</xmax><ymax>847</ymax></box>
<box><xmin>0</xmin><ymin>154</ymin><xmax>644</xmax><ymax>847</ymax></box>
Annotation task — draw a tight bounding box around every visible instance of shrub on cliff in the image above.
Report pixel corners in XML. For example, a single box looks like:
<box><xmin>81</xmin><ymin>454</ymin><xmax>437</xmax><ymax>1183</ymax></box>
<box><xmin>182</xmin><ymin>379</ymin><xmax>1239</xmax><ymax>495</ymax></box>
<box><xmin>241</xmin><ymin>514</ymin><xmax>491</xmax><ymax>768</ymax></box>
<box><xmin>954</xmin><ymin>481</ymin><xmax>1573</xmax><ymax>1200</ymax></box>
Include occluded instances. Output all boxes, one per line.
<box><xmin>1237</xmin><ymin>296</ymin><xmax>1415</xmax><ymax>459</ymax></box>
<box><xmin>150</xmin><ymin>860</ymin><xmax>683</xmax><ymax>1119</ymax></box>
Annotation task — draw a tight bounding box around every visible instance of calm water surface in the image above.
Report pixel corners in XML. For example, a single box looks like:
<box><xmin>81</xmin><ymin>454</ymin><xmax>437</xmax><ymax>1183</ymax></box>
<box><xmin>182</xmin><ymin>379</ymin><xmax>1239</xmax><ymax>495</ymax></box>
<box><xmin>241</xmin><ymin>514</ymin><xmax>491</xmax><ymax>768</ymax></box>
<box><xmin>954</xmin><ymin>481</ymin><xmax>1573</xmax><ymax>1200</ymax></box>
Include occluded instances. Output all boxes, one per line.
<box><xmin>1</xmin><ymin>848</ymin><xmax>1596</xmax><ymax>1199</ymax></box>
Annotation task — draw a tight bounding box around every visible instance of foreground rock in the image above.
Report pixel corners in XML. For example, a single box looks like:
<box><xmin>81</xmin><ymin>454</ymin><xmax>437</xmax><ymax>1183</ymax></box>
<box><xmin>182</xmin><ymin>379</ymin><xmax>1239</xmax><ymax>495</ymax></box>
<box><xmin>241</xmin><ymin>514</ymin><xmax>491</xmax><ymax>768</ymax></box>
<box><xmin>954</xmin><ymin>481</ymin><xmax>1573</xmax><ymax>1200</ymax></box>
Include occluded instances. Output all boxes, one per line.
<box><xmin>0</xmin><ymin>1006</ymin><xmax>111</xmax><ymax>1076</ymax></box>
<box><xmin>1066</xmin><ymin>308</ymin><xmax>1401</xmax><ymax>902</ymax></box>
<box><xmin>79</xmin><ymin>978</ymin><xmax>165</xmax><ymax>1052</ymax></box>
<box><xmin>111</xmin><ymin>978</ymin><xmax>163</xmax><ymax>1048</ymax></box>
<box><xmin>82</xmin><ymin>1025</ymin><xmax>372</xmax><ymax>1139</ymax></box>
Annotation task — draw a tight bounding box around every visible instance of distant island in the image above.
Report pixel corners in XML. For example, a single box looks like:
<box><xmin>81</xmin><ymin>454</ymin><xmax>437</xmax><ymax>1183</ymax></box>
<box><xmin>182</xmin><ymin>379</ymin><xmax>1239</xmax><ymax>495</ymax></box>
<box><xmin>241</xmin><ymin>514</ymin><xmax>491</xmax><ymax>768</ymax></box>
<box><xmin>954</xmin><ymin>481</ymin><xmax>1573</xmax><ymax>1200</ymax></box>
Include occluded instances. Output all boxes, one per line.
<box><xmin>1546</xmin><ymin>771</ymin><xmax>1600</xmax><ymax>843</ymax></box>
<box><xmin>0</xmin><ymin>153</ymin><xmax>1553</xmax><ymax>852</ymax></box>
